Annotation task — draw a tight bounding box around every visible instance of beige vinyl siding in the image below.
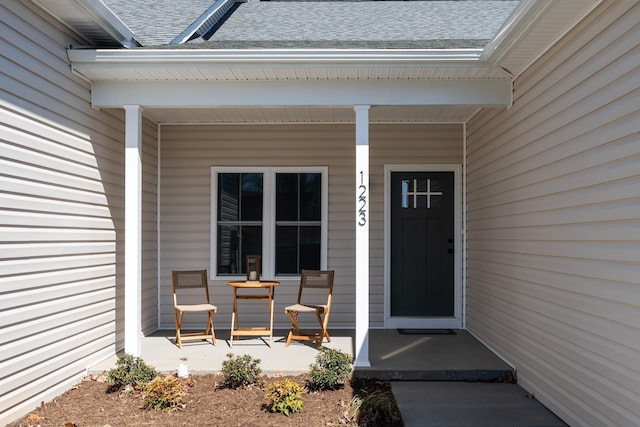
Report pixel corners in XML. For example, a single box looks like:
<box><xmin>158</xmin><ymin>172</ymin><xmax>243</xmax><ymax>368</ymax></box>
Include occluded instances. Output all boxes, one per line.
<box><xmin>160</xmin><ymin>123</ymin><xmax>462</xmax><ymax>330</ymax></box>
<box><xmin>465</xmin><ymin>2</ymin><xmax>640</xmax><ymax>426</ymax></box>
<box><xmin>0</xmin><ymin>1</ymin><xmax>128</xmax><ymax>424</ymax></box>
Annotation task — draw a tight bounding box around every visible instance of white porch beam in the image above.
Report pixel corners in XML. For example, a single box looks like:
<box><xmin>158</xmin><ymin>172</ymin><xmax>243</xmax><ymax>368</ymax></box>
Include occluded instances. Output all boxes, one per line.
<box><xmin>354</xmin><ymin>105</ymin><xmax>370</xmax><ymax>368</ymax></box>
<box><xmin>124</xmin><ymin>105</ymin><xmax>143</xmax><ymax>356</ymax></box>
<box><xmin>90</xmin><ymin>79</ymin><xmax>512</xmax><ymax>108</ymax></box>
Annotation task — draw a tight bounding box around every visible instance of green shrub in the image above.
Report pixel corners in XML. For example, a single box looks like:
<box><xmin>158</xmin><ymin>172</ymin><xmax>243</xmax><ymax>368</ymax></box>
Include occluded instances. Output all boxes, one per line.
<box><xmin>107</xmin><ymin>354</ymin><xmax>158</xmax><ymax>392</ymax></box>
<box><xmin>348</xmin><ymin>391</ymin><xmax>401</xmax><ymax>425</ymax></box>
<box><xmin>264</xmin><ymin>378</ymin><xmax>304</xmax><ymax>415</ymax></box>
<box><xmin>221</xmin><ymin>353</ymin><xmax>262</xmax><ymax>388</ymax></box>
<box><xmin>307</xmin><ymin>348</ymin><xmax>353</xmax><ymax>391</ymax></box>
<box><xmin>142</xmin><ymin>375</ymin><xmax>188</xmax><ymax>412</ymax></box>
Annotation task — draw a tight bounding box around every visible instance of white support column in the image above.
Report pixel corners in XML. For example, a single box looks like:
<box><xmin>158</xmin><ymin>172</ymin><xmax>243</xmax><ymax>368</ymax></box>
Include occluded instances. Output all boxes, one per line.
<box><xmin>124</xmin><ymin>105</ymin><xmax>143</xmax><ymax>356</ymax></box>
<box><xmin>354</xmin><ymin>105</ymin><xmax>371</xmax><ymax>367</ymax></box>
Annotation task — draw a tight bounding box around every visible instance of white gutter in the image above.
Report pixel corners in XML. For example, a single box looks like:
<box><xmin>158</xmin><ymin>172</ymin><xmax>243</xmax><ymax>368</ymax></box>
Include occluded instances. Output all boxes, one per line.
<box><xmin>68</xmin><ymin>48</ymin><xmax>486</xmax><ymax>64</ymax></box>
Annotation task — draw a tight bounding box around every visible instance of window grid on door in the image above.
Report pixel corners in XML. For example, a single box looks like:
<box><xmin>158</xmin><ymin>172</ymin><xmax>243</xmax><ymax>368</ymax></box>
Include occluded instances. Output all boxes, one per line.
<box><xmin>401</xmin><ymin>178</ymin><xmax>443</xmax><ymax>209</ymax></box>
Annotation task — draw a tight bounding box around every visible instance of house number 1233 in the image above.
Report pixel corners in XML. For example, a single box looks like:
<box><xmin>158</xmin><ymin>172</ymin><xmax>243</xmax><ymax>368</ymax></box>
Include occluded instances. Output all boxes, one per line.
<box><xmin>358</xmin><ymin>171</ymin><xmax>367</xmax><ymax>226</ymax></box>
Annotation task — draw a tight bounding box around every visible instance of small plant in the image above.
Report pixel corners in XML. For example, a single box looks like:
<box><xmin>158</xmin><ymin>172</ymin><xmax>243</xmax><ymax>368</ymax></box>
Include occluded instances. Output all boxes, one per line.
<box><xmin>307</xmin><ymin>348</ymin><xmax>353</xmax><ymax>391</ymax></box>
<box><xmin>264</xmin><ymin>378</ymin><xmax>305</xmax><ymax>415</ymax></box>
<box><xmin>107</xmin><ymin>353</ymin><xmax>158</xmax><ymax>392</ymax></box>
<box><xmin>220</xmin><ymin>353</ymin><xmax>263</xmax><ymax>388</ymax></box>
<box><xmin>348</xmin><ymin>391</ymin><xmax>401</xmax><ymax>425</ymax></box>
<box><xmin>142</xmin><ymin>375</ymin><xmax>188</xmax><ymax>412</ymax></box>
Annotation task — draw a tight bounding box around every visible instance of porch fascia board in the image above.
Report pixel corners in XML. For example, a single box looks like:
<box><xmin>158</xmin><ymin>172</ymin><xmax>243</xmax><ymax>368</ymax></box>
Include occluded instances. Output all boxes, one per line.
<box><xmin>90</xmin><ymin>79</ymin><xmax>512</xmax><ymax>108</ymax></box>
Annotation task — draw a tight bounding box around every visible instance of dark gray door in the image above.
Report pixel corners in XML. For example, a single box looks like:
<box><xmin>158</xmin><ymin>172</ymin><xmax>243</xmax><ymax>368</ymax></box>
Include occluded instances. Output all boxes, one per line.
<box><xmin>391</xmin><ymin>171</ymin><xmax>455</xmax><ymax>316</ymax></box>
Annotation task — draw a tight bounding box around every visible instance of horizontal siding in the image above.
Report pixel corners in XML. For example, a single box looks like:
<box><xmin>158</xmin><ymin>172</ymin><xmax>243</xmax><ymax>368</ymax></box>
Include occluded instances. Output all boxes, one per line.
<box><xmin>465</xmin><ymin>2</ymin><xmax>640</xmax><ymax>426</ymax></box>
<box><xmin>0</xmin><ymin>1</ymin><xmax>125</xmax><ymax>424</ymax></box>
<box><xmin>160</xmin><ymin>123</ymin><xmax>462</xmax><ymax>330</ymax></box>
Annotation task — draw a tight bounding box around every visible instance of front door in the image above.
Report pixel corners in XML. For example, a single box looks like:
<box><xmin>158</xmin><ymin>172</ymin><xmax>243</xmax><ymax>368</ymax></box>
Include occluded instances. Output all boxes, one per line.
<box><xmin>390</xmin><ymin>171</ymin><xmax>455</xmax><ymax>317</ymax></box>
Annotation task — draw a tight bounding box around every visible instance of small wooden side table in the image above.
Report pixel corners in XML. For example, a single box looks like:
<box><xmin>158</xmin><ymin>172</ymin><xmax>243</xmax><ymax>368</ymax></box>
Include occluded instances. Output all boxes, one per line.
<box><xmin>227</xmin><ymin>280</ymin><xmax>280</xmax><ymax>347</ymax></box>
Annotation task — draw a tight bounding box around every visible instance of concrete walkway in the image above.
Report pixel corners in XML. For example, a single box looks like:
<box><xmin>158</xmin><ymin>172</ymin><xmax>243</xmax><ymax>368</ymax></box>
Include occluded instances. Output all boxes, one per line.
<box><xmin>392</xmin><ymin>382</ymin><xmax>567</xmax><ymax>427</ymax></box>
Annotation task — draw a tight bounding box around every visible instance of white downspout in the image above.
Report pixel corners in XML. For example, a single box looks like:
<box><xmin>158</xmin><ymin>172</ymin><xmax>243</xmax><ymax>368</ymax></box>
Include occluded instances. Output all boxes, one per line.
<box><xmin>354</xmin><ymin>105</ymin><xmax>371</xmax><ymax>367</ymax></box>
<box><xmin>124</xmin><ymin>105</ymin><xmax>143</xmax><ymax>356</ymax></box>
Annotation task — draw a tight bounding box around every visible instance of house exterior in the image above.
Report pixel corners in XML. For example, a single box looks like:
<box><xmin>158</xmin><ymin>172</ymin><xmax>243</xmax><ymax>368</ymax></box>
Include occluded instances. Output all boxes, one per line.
<box><xmin>1</xmin><ymin>0</ymin><xmax>638</xmax><ymax>425</ymax></box>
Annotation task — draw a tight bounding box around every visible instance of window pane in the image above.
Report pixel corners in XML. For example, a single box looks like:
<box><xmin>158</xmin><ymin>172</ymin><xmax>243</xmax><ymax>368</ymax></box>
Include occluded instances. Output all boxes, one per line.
<box><xmin>217</xmin><ymin>225</ymin><xmax>262</xmax><ymax>275</ymax></box>
<box><xmin>402</xmin><ymin>179</ymin><xmax>410</xmax><ymax>208</ymax></box>
<box><xmin>299</xmin><ymin>226</ymin><xmax>321</xmax><ymax>270</ymax></box>
<box><xmin>275</xmin><ymin>226</ymin><xmax>321</xmax><ymax>274</ymax></box>
<box><xmin>276</xmin><ymin>173</ymin><xmax>321</xmax><ymax>221</ymax></box>
<box><xmin>217</xmin><ymin>225</ymin><xmax>240</xmax><ymax>274</ymax></box>
<box><xmin>275</xmin><ymin>226</ymin><xmax>297</xmax><ymax>274</ymax></box>
<box><xmin>218</xmin><ymin>173</ymin><xmax>240</xmax><ymax>221</ymax></box>
<box><xmin>276</xmin><ymin>173</ymin><xmax>298</xmax><ymax>221</ymax></box>
<box><xmin>241</xmin><ymin>173</ymin><xmax>263</xmax><ymax>221</ymax></box>
<box><xmin>217</xmin><ymin>173</ymin><xmax>263</xmax><ymax>222</ymax></box>
<box><xmin>240</xmin><ymin>226</ymin><xmax>262</xmax><ymax>273</ymax></box>
<box><xmin>300</xmin><ymin>173</ymin><xmax>321</xmax><ymax>221</ymax></box>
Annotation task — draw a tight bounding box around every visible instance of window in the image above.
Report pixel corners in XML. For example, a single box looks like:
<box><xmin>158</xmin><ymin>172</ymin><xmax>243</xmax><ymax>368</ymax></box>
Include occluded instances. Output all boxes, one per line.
<box><xmin>212</xmin><ymin>167</ymin><xmax>327</xmax><ymax>278</ymax></box>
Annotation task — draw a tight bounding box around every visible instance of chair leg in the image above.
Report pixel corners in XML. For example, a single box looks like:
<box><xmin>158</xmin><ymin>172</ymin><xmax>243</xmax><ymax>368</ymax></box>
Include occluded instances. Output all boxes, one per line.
<box><xmin>174</xmin><ymin>310</ymin><xmax>184</xmax><ymax>348</ymax></box>
<box><xmin>207</xmin><ymin>311</ymin><xmax>216</xmax><ymax>345</ymax></box>
<box><xmin>316</xmin><ymin>311</ymin><xmax>331</xmax><ymax>344</ymax></box>
<box><xmin>285</xmin><ymin>310</ymin><xmax>301</xmax><ymax>346</ymax></box>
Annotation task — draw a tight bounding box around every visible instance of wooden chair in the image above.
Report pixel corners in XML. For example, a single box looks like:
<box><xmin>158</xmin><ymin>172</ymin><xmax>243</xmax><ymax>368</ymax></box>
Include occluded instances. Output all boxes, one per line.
<box><xmin>172</xmin><ymin>270</ymin><xmax>217</xmax><ymax>348</ymax></box>
<box><xmin>285</xmin><ymin>270</ymin><xmax>335</xmax><ymax>346</ymax></box>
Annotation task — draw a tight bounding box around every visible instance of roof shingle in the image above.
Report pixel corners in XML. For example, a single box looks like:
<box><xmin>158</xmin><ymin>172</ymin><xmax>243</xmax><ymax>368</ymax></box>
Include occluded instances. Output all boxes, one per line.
<box><xmin>103</xmin><ymin>0</ymin><xmax>520</xmax><ymax>49</ymax></box>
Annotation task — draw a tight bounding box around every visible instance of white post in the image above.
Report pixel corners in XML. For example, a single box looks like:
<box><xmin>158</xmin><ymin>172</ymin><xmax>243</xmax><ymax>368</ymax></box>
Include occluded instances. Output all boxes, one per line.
<box><xmin>354</xmin><ymin>105</ymin><xmax>371</xmax><ymax>367</ymax></box>
<box><xmin>124</xmin><ymin>105</ymin><xmax>143</xmax><ymax>356</ymax></box>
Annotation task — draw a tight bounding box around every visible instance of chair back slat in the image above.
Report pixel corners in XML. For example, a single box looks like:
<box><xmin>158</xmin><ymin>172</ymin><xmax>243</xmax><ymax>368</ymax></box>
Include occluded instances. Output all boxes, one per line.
<box><xmin>297</xmin><ymin>270</ymin><xmax>334</xmax><ymax>305</ymax></box>
<box><xmin>172</xmin><ymin>270</ymin><xmax>211</xmax><ymax>305</ymax></box>
<box><xmin>173</xmin><ymin>270</ymin><xmax>207</xmax><ymax>289</ymax></box>
<box><xmin>300</xmin><ymin>270</ymin><xmax>334</xmax><ymax>289</ymax></box>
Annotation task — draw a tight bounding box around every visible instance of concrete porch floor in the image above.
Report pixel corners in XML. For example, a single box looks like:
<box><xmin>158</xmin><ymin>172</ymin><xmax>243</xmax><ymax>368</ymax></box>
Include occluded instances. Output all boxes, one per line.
<box><xmin>89</xmin><ymin>329</ymin><xmax>567</xmax><ymax>427</ymax></box>
<box><xmin>88</xmin><ymin>328</ymin><xmax>512</xmax><ymax>379</ymax></box>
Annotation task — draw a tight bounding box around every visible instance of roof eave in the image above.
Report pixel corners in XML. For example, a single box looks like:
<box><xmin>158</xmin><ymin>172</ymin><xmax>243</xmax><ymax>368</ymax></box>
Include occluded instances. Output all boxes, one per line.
<box><xmin>483</xmin><ymin>0</ymin><xmax>603</xmax><ymax>77</ymax></box>
<box><xmin>33</xmin><ymin>0</ymin><xmax>140</xmax><ymax>48</ymax></box>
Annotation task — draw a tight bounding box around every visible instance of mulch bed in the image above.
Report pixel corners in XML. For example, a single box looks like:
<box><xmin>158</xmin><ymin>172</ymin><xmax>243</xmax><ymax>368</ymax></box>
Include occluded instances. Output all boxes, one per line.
<box><xmin>9</xmin><ymin>373</ymin><xmax>403</xmax><ymax>426</ymax></box>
